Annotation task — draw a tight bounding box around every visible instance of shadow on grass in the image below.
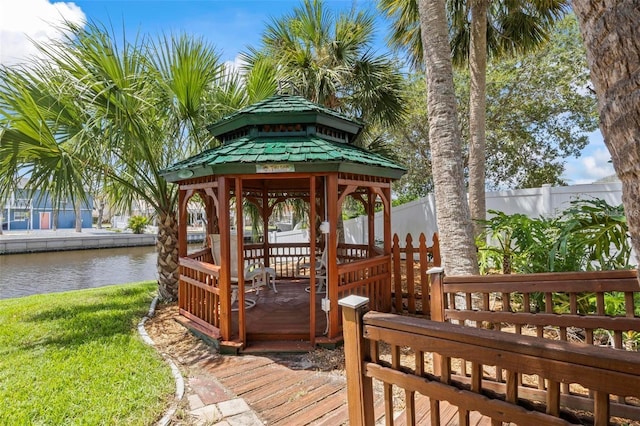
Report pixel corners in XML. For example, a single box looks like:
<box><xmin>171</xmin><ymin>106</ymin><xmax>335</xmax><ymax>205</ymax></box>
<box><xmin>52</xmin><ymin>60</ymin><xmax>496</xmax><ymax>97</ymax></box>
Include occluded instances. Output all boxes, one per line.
<box><xmin>20</xmin><ymin>284</ymin><xmax>156</xmax><ymax>350</ymax></box>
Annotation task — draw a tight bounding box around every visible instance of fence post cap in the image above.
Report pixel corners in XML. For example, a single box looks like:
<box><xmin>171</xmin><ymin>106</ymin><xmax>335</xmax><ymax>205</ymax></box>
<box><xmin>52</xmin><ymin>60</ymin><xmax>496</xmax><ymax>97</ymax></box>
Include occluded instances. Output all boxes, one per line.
<box><xmin>427</xmin><ymin>267</ymin><xmax>444</xmax><ymax>274</ymax></box>
<box><xmin>338</xmin><ymin>295</ymin><xmax>369</xmax><ymax>309</ymax></box>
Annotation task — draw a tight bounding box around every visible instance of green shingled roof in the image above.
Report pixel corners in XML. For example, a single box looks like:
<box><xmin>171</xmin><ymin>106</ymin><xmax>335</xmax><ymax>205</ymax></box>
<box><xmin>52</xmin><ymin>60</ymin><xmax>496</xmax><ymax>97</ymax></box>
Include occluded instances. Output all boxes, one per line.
<box><xmin>162</xmin><ymin>136</ymin><xmax>406</xmax><ymax>182</ymax></box>
<box><xmin>162</xmin><ymin>94</ymin><xmax>406</xmax><ymax>182</ymax></box>
<box><xmin>207</xmin><ymin>94</ymin><xmax>362</xmax><ymax>138</ymax></box>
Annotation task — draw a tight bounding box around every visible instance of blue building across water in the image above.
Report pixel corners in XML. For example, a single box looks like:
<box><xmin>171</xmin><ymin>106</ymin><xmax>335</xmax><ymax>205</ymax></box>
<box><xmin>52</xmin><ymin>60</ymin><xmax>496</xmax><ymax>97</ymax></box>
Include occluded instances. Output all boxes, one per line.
<box><xmin>1</xmin><ymin>188</ymin><xmax>93</xmax><ymax>231</ymax></box>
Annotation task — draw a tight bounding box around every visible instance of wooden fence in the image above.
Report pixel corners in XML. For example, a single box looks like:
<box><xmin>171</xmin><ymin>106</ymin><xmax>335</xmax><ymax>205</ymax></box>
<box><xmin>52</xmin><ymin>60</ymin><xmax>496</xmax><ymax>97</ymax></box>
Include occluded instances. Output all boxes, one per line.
<box><xmin>391</xmin><ymin>232</ymin><xmax>441</xmax><ymax>316</ymax></box>
<box><xmin>341</xmin><ymin>296</ymin><xmax>640</xmax><ymax>426</ymax></box>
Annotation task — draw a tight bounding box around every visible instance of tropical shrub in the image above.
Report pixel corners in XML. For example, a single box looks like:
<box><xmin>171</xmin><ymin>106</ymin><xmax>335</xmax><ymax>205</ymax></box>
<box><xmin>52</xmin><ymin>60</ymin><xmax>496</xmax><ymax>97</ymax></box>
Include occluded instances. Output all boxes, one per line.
<box><xmin>477</xmin><ymin>211</ymin><xmax>569</xmax><ymax>274</ymax></box>
<box><xmin>557</xmin><ymin>198</ymin><xmax>632</xmax><ymax>270</ymax></box>
<box><xmin>127</xmin><ymin>216</ymin><xmax>150</xmax><ymax>234</ymax></box>
<box><xmin>478</xmin><ymin>198</ymin><xmax>635</xmax><ymax>274</ymax></box>
<box><xmin>479</xmin><ymin>198</ymin><xmax>636</xmax><ymax>335</ymax></box>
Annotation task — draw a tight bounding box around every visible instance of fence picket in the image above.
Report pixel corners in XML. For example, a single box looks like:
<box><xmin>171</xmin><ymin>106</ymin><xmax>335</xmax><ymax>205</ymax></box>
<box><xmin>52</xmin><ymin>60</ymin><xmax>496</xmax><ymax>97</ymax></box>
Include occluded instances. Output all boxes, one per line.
<box><xmin>390</xmin><ymin>232</ymin><xmax>440</xmax><ymax>317</ymax></box>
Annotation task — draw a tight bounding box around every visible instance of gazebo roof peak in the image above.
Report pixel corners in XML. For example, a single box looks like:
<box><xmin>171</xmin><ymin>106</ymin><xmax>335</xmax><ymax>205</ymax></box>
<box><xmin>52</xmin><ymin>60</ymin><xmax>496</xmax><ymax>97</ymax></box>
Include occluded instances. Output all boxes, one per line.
<box><xmin>207</xmin><ymin>94</ymin><xmax>363</xmax><ymax>141</ymax></box>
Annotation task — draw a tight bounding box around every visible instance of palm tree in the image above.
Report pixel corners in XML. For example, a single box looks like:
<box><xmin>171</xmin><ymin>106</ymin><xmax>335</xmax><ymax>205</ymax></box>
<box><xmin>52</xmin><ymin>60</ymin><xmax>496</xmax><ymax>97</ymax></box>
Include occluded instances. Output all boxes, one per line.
<box><xmin>416</xmin><ymin>0</ymin><xmax>478</xmax><ymax>275</ymax></box>
<box><xmin>243</xmin><ymin>0</ymin><xmax>406</xmax><ymax>133</ymax></box>
<box><xmin>0</xmin><ymin>22</ymin><xmax>247</xmax><ymax>300</ymax></box>
<box><xmin>242</xmin><ymin>0</ymin><xmax>407</xmax><ymax>242</ymax></box>
<box><xmin>380</xmin><ymin>0</ymin><xmax>568</xmax><ymax>236</ymax></box>
<box><xmin>573</xmin><ymin>2</ymin><xmax>640</xmax><ymax>280</ymax></box>
<box><xmin>0</xmin><ymin>65</ymin><xmax>90</xmax><ymax>233</ymax></box>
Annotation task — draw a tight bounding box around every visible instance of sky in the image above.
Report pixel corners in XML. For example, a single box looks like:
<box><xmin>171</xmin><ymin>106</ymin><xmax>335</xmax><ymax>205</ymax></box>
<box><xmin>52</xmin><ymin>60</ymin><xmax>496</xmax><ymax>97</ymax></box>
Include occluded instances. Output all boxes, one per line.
<box><xmin>0</xmin><ymin>0</ymin><xmax>615</xmax><ymax>186</ymax></box>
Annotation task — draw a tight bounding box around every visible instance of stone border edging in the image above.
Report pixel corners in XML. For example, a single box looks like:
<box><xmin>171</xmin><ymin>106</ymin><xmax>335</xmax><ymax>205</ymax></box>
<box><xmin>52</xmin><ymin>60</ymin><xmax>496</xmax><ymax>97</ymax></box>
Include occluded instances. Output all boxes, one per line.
<box><xmin>137</xmin><ymin>296</ymin><xmax>185</xmax><ymax>426</ymax></box>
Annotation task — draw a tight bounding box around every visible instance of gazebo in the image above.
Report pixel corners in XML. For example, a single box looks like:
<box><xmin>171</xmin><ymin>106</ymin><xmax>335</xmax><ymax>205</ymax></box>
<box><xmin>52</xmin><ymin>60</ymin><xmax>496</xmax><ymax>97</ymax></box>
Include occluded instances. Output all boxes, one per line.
<box><xmin>162</xmin><ymin>95</ymin><xmax>405</xmax><ymax>352</ymax></box>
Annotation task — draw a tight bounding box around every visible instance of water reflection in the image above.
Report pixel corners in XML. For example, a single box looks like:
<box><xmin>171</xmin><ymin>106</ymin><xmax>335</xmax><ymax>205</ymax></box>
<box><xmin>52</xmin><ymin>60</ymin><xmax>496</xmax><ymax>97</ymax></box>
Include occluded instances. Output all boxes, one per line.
<box><xmin>0</xmin><ymin>246</ymin><xmax>158</xmax><ymax>299</ymax></box>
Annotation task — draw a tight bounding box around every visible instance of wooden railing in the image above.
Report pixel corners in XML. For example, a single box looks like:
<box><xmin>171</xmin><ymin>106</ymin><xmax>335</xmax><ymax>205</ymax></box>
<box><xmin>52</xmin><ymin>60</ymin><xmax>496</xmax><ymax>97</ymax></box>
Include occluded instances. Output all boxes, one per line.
<box><xmin>248</xmin><ymin>242</ymin><xmax>375</xmax><ymax>278</ymax></box>
<box><xmin>338</xmin><ymin>243</ymin><xmax>370</xmax><ymax>263</ymax></box>
<box><xmin>327</xmin><ymin>255</ymin><xmax>392</xmax><ymax>337</ymax></box>
<box><xmin>266</xmin><ymin>242</ymin><xmax>311</xmax><ymax>277</ymax></box>
<box><xmin>178</xmin><ymin>248</ymin><xmax>228</xmax><ymax>340</ymax></box>
<box><xmin>392</xmin><ymin>232</ymin><xmax>441</xmax><ymax>316</ymax></box>
<box><xmin>430</xmin><ymin>269</ymin><xmax>640</xmax><ymax>347</ymax></box>
<box><xmin>429</xmin><ymin>268</ymin><xmax>640</xmax><ymax>420</ymax></box>
<box><xmin>176</xmin><ymin>234</ymin><xmax>440</xmax><ymax>342</ymax></box>
<box><xmin>341</xmin><ymin>297</ymin><xmax>640</xmax><ymax>426</ymax></box>
<box><xmin>243</xmin><ymin>243</ymin><xmax>265</xmax><ymax>268</ymax></box>
<box><xmin>210</xmin><ymin>242</ymin><xmax>311</xmax><ymax>278</ymax></box>
<box><xmin>186</xmin><ymin>247</ymin><xmax>211</xmax><ymax>263</ymax></box>
<box><xmin>337</xmin><ymin>255</ymin><xmax>391</xmax><ymax>311</ymax></box>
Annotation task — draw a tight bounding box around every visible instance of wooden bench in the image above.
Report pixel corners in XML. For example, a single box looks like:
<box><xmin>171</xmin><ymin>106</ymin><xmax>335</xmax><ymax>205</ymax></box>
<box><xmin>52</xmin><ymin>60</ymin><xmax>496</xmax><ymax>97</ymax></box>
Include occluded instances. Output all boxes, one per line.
<box><xmin>341</xmin><ymin>293</ymin><xmax>640</xmax><ymax>425</ymax></box>
<box><xmin>428</xmin><ymin>268</ymin><xmax>640</xmax><ymax>421</ymax></box>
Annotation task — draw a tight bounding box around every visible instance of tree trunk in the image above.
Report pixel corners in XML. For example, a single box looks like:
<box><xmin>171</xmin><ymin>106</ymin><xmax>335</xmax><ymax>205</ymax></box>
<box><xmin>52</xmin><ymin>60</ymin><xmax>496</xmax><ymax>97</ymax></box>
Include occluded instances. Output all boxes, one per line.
<box><xmin>337</xmin><ymin>214</ymin><xmax>346</xmax><ymax>245</ymax></box>
<box><xmin>0</xmin><ymin>209</ymin><xmax>3</xmax><ymax>235</ymax></box>
<box><xmin>468</xmin><ymin>0</ymin><xmax>489</xmax><ymax>238</ymax></box>
<box><xmin>53</xmin><ymin>209</ymin><xmax>58</xmax><ymax>231</ymax></box>
<box><xmin>74</xmin><ymin>201</ymin><xmax>82</xmax><ymax>232</ymax></box>
<box><xmin>156</xmin><ymin>211</ymin><xmax>180</xmax><ymax>301</ymax></box>
<box><xmin>417</xmin><ymin>0</ymin><xmax>479</xmax><ymax>275</ymax></box>
<box><xmin>97</xmin><ymin>197</ymin><xmax>105</xmax><ymax>229</ymax></box>
<box><xmin>573</xmin><ymin>2</ymin><xmax>640</xmax><ymax>277</ymax></box>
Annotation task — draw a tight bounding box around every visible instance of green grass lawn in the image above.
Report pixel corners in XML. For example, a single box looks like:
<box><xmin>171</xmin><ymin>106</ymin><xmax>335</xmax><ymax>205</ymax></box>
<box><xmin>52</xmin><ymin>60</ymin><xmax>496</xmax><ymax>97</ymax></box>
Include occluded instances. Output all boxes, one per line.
<box><xmin>0</xmin><ymin>282</ymin><xmax>174</xmax><ymax>425</ymax></box>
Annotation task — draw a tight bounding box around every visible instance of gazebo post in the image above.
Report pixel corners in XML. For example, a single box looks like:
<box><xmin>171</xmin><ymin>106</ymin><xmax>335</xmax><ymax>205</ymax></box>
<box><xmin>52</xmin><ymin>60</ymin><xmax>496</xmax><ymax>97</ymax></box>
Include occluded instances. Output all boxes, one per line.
<box><xmin>235</xmin><ymin>177</ymin><xmax>246</xmax><ymax>345</ymax></box>
<box><xmin>262</xmin><ymin>183</ymin><xmax>270</xmax><ymax>267</ymax></box>
<box><xmin>319</xmin><ymin>177</ymin><xmax>326</xmax><ymax>247</ymax></box>
<box><xmin>204</xmin><ymin>195</ymin><xmax>215</xmax><ymax>236</ymax></box>
<box><xmin>309</xmin><ymin>175</ymin><xmax>317</xmax><ymax>345</ymax></box>
<box><xmin>217</xmin><ymin>176</ymin><xmax>232</xmax><ymax>341</ymax></box>
<box><xmin>178</xmin><ymin>187</ymin><xmax>188</xmax><ymax>258</ymax></box>
<box><xmin>327</xmin><ymin>173</ymin><xmax>340</xmax><ymax>338</ymax></box>
<box><xmin>382</xmin><ymin>183</ymin><xmax>393</xmax><ymax>312</ymax></box>
<box><xmin>367</xmin><ymin>188</ymin><xmax>375</xmax><ymax>254</ymax></box>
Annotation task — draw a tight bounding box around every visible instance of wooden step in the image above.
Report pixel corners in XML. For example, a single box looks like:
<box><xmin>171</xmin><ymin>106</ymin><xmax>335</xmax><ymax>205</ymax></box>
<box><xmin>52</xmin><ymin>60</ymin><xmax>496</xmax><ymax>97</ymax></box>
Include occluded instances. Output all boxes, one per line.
<box><xmin>240</xmin><ymin>340</ymin><xmax>315</xmax><ymax>354</ymax></box>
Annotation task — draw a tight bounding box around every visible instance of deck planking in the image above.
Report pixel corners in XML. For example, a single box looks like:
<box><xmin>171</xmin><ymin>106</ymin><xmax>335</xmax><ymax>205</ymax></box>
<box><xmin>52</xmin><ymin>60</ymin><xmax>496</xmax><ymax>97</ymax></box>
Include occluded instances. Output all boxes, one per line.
<box><xmin>179</xmin><ymin>280</ymin><xmax>494</xmax><ymax>424</ymax></box>
<box><xmin>204</xmin><ymin>354</ymin><xmax>350</xmax><ymax>424</ymax></box>
<box><xmin>197</xmin><ymin>351</ymin><xmax>494</xmax><ymax>425</ymax></box>
<box><xmin>231</xmin><ymin>280</ymin><xmax>328</xmax><ymax>342</ymax></box>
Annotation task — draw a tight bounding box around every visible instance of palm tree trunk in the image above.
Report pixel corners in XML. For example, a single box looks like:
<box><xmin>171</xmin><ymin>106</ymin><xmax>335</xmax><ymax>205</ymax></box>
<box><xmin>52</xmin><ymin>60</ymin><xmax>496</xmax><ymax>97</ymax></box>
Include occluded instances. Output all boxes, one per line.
<box><xmin>468</xmin><ymin>0</ymin><xmax>489</xmax><ymax>238</ymax></box>
<box><xmin>573</xmin><ymin>2</ymin><xmax>640</xmax><ymax>278</ymax></box>
<box><xmin>156</xmin><ymin>211</ymin><xmax>180</xmax><ymax>301</ymax></box>
<box><xmin>97</xmin><ymin>197</ymin><xmax>105</xmax><ymax>229</ymax></box>
<box><xmin>74</xmin><ymin>200</ymin><xmax>82</xmax><ymax>232</ymax></box>
<box><xmin>337</xmin><ymin>215</ymin><xmax>346</xmax><ymax>245</ymax></box>
<box><xmin>417</xmin><ymin>0</ymin><xmax>479</xmax><ymax>275</ymax></box>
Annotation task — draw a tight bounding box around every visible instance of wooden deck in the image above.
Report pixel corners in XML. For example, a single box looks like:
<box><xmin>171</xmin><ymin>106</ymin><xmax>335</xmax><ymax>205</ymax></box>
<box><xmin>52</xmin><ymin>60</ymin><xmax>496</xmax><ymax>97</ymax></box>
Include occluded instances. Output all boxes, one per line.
<box><xmin>233</xmin><ymin>279</ymin><xmax>327</xmax><ymax>343</ymax></box>
<box><xmin>199</xmin><ymin>354</ymin><xmax>355</xmax><ymax>425</ymax></box>
<box><xmin>198</xmin><ymin>352</ymin><xmax>492</xmax><ymax>425</ymax></box>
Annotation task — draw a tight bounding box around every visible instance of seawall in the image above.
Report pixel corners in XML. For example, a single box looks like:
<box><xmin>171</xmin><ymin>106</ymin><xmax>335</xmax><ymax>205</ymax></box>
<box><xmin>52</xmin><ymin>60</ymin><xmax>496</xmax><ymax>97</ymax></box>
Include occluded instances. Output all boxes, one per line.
<box><xmin>0</xmin><ymin>230</ymin><xmax>156</xmax><ymax>254</ymax></box>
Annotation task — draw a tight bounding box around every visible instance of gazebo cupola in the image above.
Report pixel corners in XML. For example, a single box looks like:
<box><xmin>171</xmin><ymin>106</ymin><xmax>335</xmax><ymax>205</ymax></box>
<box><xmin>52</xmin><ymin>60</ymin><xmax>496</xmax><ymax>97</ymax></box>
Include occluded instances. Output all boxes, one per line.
<box><xmin>162</xmin><ymin>94</ymin><xmax>405</xmax><ymax>351</ymax></box>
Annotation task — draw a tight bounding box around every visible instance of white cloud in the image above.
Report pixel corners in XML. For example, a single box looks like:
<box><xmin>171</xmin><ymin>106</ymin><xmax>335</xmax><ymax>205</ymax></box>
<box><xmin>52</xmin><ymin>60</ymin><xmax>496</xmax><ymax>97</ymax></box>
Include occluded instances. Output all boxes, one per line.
<box><xmin>224</xmin><ymin>55</ymin><xmax>247</xmax><ymax>76</ymax></box>
<box><xmin>562</xmin><ymin>130</ymin><xmax>616</xmax><ymax>185</ymax></box>
<box><xmin>0</xmin><ymin>0</ymin><xmax>86</xmax><ymax>66</ymax></box>
<box><xmin>563</xmin><ymin>147</ymin><xmax>615</xmax><ymax>185</ymax></box>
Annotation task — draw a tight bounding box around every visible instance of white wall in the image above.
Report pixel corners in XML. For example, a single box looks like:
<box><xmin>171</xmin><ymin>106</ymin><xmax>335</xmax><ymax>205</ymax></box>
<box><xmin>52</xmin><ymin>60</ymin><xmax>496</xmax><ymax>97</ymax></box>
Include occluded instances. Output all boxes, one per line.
<box><xmin>487</xmin><ymin>182</ymin><xmax>622</xmax><ymax>217</ymax></box>
<box><xmin>343</xmin><ymin>182</ymin><xmax>623</xmax><ymax>247</ymax></box>
<box><xmin>268</xmin><ymin>229</ymin><xmax>307</xmax><ymax>243</ymax></box>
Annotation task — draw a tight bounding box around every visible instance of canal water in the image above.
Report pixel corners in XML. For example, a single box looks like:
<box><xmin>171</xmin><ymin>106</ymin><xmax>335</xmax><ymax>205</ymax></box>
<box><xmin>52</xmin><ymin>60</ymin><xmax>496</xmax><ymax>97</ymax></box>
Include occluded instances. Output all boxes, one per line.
<box><xmin>0</xmin><ymin>246</ymin><xmax>158</xmax><ymax>299</ymax></box>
